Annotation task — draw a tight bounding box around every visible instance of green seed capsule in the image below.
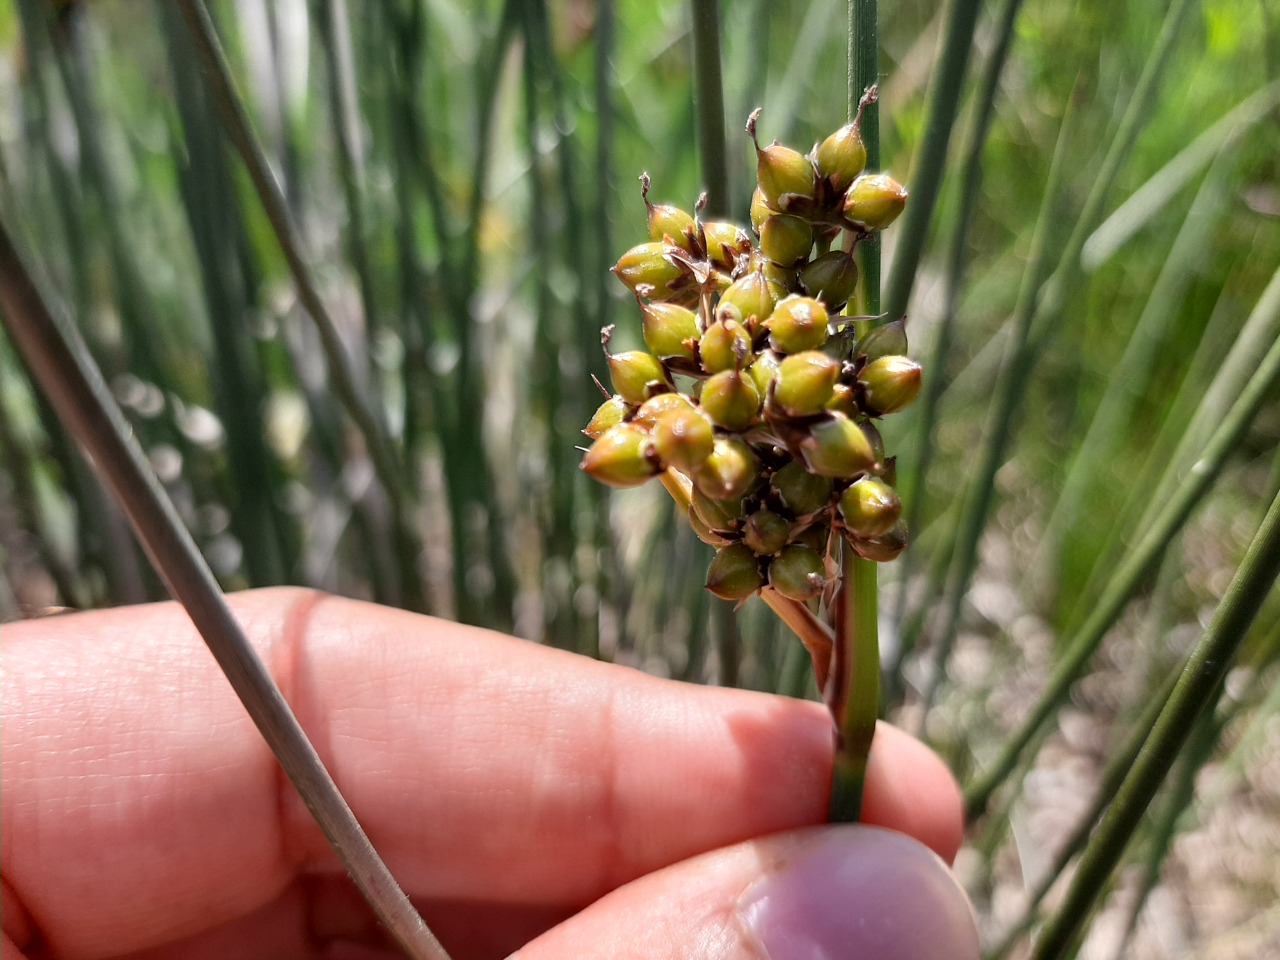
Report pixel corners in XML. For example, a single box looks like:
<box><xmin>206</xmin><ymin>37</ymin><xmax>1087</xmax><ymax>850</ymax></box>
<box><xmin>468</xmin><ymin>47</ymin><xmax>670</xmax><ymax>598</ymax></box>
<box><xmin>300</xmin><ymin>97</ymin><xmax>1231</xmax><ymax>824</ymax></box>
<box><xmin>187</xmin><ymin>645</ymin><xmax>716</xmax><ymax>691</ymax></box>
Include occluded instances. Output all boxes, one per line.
<box><xmin>743</xmin><ymin>509</ymin><xmax>790</xmax><ymax>556</ymax></box>
<box><xmin>749</xmin><ymin>111</ymin><xmax>817</xmax><ymax>210</ymax></box>
<box><xmin>768</xmin><ymin>544</ymin><xmax>826</xmax><ymax>601</ymax></box>
<box><xmin>706</xmin><ymin>543</ymin><xmax>764</xmax><ymax>601</ymax></box>
<box><xmin>700</xmin><ymin>318</ymin><xmax>753</xmax><ymax>374</ymax></box>
<box><xmin>839</xmin><ymin>477</ymin><xmax>902</xmax><ymax>538</ymax></box>
<box><xmin>850</xmin><ymin>521</ymin><xmax>908</xmax><ymax>563</ymax></box>
<box><xmin>767</xmin><ymin>296</ymin><xmax>830</xmax><ymax>354</ymax></box>
<box><xmin>858</xmin><ymin>355</ymin><xmax>922</xmax><ymax>416</ymax></box>
<box><xmin>719</xmin><ymin>270</ymin><xmax>780</xmax><ymax>328</ymax></box>
<box><xmin>703</xmin><ymin>221</ymin><xmax>751</xmax><ymax>271</ymax></box>
<box><xmin>608</xmin><ymin>350</ymin><xmax>673</xmax><ymax>405</ymax></box>
<box><xmin>750</xmin><ymin>187</ymin><xmax>775</xmax><ymax>235</ymax></box>
<box><xmin>647</xmin><ymin>201</ymin><xmax>696</xmax><ymax>247</ymax></box>
<box><xmin>652</xmin><ymin>406</ymin><xmax>715</xmax><ymax>475</ymax></box>
<box><xmin>771</xmin><ymin>350</ymin><xmax>841</xmax><ymax>417</ymax></box>
<box><xmin>815</xmin><ymin>121</ymin><xmax>868</xmax><ymax>193</ymax></box>
<box><xmin>843</xmin><ymin>173</ymin><xmax>908</xmax><ymax>231</ymax></box>
<box><xmin>771</xmin><ymin>460</ymin><xmax>834</xmax><ymax>516</ymax></box>
<box><xmin>789</xmin><ymin>521</ymin><xmax>830</xmax><ymax>553</ymax></box>
<box><xmin>641</xmin><ymin>302</ymin><xmax>700</xmax><ymax>363</ymax></box>
<box><xmin>760</xmin><ymin>214</ymin><xmax>814</xmax><ymax>267</ymax></box>
<box><xmin>584</xmin><ymin>395</ymin><xmax>630</xmax><ymax>439</ymax></box>
<box><xmin>580</xmin><ymin>423</ymin><xmax>659</xmax><ymax>488</ymax></box>
<box><xmin>797</xmin><ymin>413</ymin><xmax>878</xmax><ymax>479</ymax></box>
<box><xmin>799</xmin><ymin>251</ymin><xmax>859</xmax><ymax>310</ymax></box>
<box><xmin>700</xmin><ymin>370</ymin><xmax>761</xmax><ymax>432</ymax></box>
<box><xmin>613</xmin><ymin>242</ymin><xmax>686</xmax><ymax>298</ymax></box>
<box><xmin>747</xmin><ymin>350</ymin><xmax>781</xmax><ymax>398</ymax></box>
<box><xmin>691</xmin><ymin>487</ymin><xmax>744</xmax><ymax>533</ymax></box>
<box><xmin>632</xmin><ymin>392</ymin><xmax>694</xmax><ymax>430</ymax></box>
<box><xmin>694</xmin><ymin>435</ymin><xmax>758</xmax><ymax>501</ymax></box>
<box><xmin>688</xmin><ymin>505</ymin><xmax>733</xmax><ymax>547</ymax></box>
<box><xmin>857</xmin><ymin>318</ymin><xmax>908</xmax><ymax>362</ymax></box>
<box><xmin>825</xmin><ymin>382</ymin><xmax>858</xmax><ymax>418</ymax></box>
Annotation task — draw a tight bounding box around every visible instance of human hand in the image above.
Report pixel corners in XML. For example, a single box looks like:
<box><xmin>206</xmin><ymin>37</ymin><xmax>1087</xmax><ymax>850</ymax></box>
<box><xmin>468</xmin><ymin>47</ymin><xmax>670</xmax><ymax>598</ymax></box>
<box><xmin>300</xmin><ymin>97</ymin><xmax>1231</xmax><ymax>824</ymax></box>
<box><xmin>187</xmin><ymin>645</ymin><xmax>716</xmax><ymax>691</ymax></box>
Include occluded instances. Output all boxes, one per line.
<box><xmin>2</xmin><ymin>588</ymin><xmax>978</xmax><ymax>959</ymax></box>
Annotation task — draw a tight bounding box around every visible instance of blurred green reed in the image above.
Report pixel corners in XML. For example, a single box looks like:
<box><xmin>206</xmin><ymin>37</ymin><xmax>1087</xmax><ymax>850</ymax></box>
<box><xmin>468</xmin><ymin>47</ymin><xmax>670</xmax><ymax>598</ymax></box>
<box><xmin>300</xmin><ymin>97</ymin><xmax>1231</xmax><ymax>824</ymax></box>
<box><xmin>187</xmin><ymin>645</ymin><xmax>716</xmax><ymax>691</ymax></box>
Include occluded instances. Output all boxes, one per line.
<box><xmin>2</xmin><ymin>1</ymin><xmax>1278</xmax><ymax>956</ymax></box>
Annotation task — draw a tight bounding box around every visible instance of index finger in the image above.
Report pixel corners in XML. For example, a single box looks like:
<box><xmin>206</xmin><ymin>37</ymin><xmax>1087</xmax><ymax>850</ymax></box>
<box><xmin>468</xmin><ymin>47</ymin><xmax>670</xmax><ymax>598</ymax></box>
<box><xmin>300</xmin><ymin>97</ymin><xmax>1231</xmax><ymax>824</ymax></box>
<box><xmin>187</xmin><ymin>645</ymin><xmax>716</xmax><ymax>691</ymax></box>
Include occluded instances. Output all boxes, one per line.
<box><xmin>3</xmin><ymin>588</ymin><xmax>961</xmax><ymax>958</ymax></box>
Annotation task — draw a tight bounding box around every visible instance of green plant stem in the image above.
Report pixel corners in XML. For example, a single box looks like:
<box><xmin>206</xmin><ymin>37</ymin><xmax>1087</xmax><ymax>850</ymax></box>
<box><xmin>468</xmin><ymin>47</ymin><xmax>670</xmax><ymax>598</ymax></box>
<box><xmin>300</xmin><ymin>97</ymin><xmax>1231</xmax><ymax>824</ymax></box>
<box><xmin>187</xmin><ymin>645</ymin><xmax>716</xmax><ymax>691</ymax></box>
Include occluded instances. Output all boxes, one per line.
<box><xmin>828</xmin><ymin>546</ymin><xmax>881</xmax><ymax>821</ymax></box>
<box><xmin>1031</xmin><ymin>488</ymin><xmax>1280</xmax><ymax>960</ymax></box>
<box><xmin>882</xmin><ymin>0</ymin><xmax>983</xmax><ymax>324</ymax></box>
<box><xmin>965</xmin><ymin>278</ymin><xmax>1280</xmax><ymax>820</ymax></box>
<box><xmin>0</xmin><ymin>221</ymin><xmax>450</xmax><ymax>960</ymax></box>
<box><xmin>690</xmin><ymin>0</ymin><xmax>729</xmax><ymax>216</ymax></box>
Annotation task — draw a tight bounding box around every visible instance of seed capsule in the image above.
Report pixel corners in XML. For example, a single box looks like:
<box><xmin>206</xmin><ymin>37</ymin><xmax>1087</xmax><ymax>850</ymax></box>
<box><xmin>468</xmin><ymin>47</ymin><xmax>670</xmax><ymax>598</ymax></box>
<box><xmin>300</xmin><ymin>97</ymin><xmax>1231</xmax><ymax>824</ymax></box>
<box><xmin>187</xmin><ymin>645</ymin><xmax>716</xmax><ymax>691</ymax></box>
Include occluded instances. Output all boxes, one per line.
<box><xmin>815</xmin><ymin>121</ymin><xmax>868</xmax><ymax>193</ymax></box>
<box><xmin>641</xmin><ymin>302</ymin><xmax>700</xmax><ymax>363</ymax></box>
<box><xmin>652</xmin><ymin>406</ymin><xmax>715</xmax><ymax>475</ymax></box>
<box><xmin>857</xmin><ymin>319</ymin><xmax>908</xmax><ymax>361</ymax></box>
<box><xmin>858</xmin><ymin>355</ymin><xmax>922</xmax><ymax>416</ymax></box>
<box><xmin>647</xmin><ymin>201</ymin><xmax>696</xmax><ymax>247</ymax></box>
<box><xmin>633</xmin><ymin>391</ymin><xmax>693</xmax><ymax>430</ymax></box>
<box><xmin>718</xmin><ymin>270</ymin><xmax>780</xmax><ymax>329</ymax></box>
<box><xmin>608</xmin><ymin>349</ymin><xmax>673</xmax><ymax>405</ymax></box>
<box><xmin>613</xmin><ymin>242</ymin><xmax>687</xmax><ymax>298</ymax></box>
<box><xmin>825</xmin><ymin>382</ymin><xmax>858</xmax><ymax>418</ymax></box>
<box><xmin>702</xmin><ymin>221</ymin><xmax>751</xmax><ymax>271</ymax></box>
<box><xmin>691</xmin><ymin>486</ymin><xmax>745</xmax><ymax>533</ymax></box>
<box><xmin>760</xmin><ymin>214</ymin><xmax>814</xmax><ymax>267</ymax></box>
<box><xmin>747</xmin><ymin>350</ymin><xmax>781</xmax><ymax>398</ymax></box>
<box><xmin>799</xmin><ymin>251</ymin><xmax>859</xmax><ymax>310</ymax></box>
<box><xmin>749</xmin><ymin>110</ymin><xmax>817</xmax><ymax>210</ymax></box>
<box><xmin>797</xmin><ymin>413</ymin><xmax>878</xmax><ymax>479</ymax></box>
<box><xmin>701</xmin><ymin>370</ymin><xmax>762</xmax><ymax>432</ymax></box>
<box><xmin>843</xmin><ymin>173</ymin><xmax>908</xmax><ymax>231</ymax></box>
<box><xmin>584</xmin><ymin>395</ymin><xmax>630</xmax><ymax>439</ymax></box>
<box><xmin>767</xmin><ymin>296</ymin><xmax>829</xmax><ymax>354</ymax></box>
<box><xmin>694</xmin><ymin>435</ymin><xmax>759</xmax><ymax>501</ymax></box>
<box><xmin>768</xmin><ymin>543</ymin><xmax>826</xmax><ymax>601</ymax></box>
<box><xmin>850</xmin><ymin>521</ymin><xmax>908</xmax><ymax>563</ymax></box>
<box><xmin>839</xmin><ymin>477</ymin><xmax>902</xmax><ymax>538</ymax></box>
<box><xmin>743</xmin><ymin>509</ymin><xmax>790</xmax><ymax>557</ymax></box>
<box><xmin>789</xmin><ymin>521</ymin><xmax>830</xmax><ymax>553</ymax></box>
<box><xmin>700</xmin><ymin>318</ymin><xmax>753</xmax><ymax>374</ymax></box>
<box><xmin>771</xmin><ymin>460</ymin><xmax>834</xmax><ymax>517</ymax></box>
<box><xmin>688</xmin><ymin>505</ymin><xmax>733</xmax><ymax>546</ymax></box>
<box><xmin>580</xmin><ymin>423</ymin><xmax>659</xmax><ymax>488</ymax></box>
<box><xmin>771</xmin><ymin>351</ymin><xmax>841</xmax><ymax>418</ymax></box>
<box><xmin>706</xmin><ymin>543</ymin><xmax>764</xmax><ymax>600</ymax></box>
<box><xmin>750</xmin><ymin>187</ymin><xmax>775</xmax><ymax>235</ymax></box>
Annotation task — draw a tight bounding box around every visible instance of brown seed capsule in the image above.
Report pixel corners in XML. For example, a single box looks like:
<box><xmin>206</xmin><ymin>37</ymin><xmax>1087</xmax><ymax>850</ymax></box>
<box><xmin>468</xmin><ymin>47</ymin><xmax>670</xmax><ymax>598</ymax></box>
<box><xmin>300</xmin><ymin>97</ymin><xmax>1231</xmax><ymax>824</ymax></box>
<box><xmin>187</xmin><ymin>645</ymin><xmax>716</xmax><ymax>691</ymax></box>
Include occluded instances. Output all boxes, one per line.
<box><xmin>613</xmin><ymin>242</ymin><xmax>686</xmax><ymax>298</ymax></box>
<box><xmin>857</xmin><ymin>318</ymin><xmax>909</xmax><ymax>362</ymax></box>
<box><xmin>760</xmin><ymin>214</ymin><xmax>814</xmax><ymax>267</ymax></box>
<box><xmin>580</xmin><ymin>423</ymin><xmax>659</xmax><ymax>488</ymax></box>
<box><xmin>858</xmin><ymin>355</ymin><xmax>922</xmax><ymax>416</ymax></box>
<box><xmin>843</xmin><ymin>173</ymin><xmax>908</xmax><ymax>231</ymax></box>
<box><xmin>767</xmin><ymin>295</ymin><xmax>830</xmax><ymax>354</ymax></box>
<box><xmin>850</xmin><ymin>521</ymin><xmax>908</xmax><ymax>563</ymax></box>
<box><xmin>641</xmin><ymin>302</ymin><xmax>701</xmax><ymax>363</ymax></box>
<box><xmin>797</xmin><ymin>413</ymin><xmax>878</xmax><ymax>479</ymax></box>
<box><xmin>652</xmin><ymin>406</ymin><xmax>715</xmax><ymax>475</ymax></box>
<box><xmin>584</xmin><ymin>395</ymin><xmax>630</xmax><ymax>439</ymax></box>
<box><xmin>633</xmin><ymin>391</ymin><xmax>694</xmax><ymax>430</ymax></box>
<box><xmin>743</xmin><ymin>509</ymin><xmax>790</xmax><ymax>556</ymax></box>
<box><xmin>815</xmin><ymin>121</ymin><xmax>868</xmax><ymax>193</ymax></box>
<box><xmin>839</xmin><ymin>477</ymin><xmax>902</xmax><ymax>538</ymax></box>
<box><xmin>771</xmin><ymin>460</ymin><xmax>834</xmax><ymax>517</ymax></box>
<box><xmin>700</xmin><ymin>318</ymin><xmax>753</xmax><ymax>374</ymax></box>
<box><xmin>749</xmin><ymin>110</ymin><xmax>817</xmax><ymax>210</ymax></box>
<box><xmin>694</xmin><ymin>435</ymin><xmax>759</xmax><ymax>501</ymax></box>
<box><xmin>702</xmin><ymin>221</ymin><xmax>752</xmax><ymax>271</ymax></box>
<box><xmin>701</xmin><ymin>370</ymin><xmax>762</xmax><ymax>432</ymax></box>
<box><xmin>706</xmin><ymin>543</ymin><xmax>764</xmax><ymax>600</ymax></box>
<box><xmin>608</xmin><ymin>349</ymin><xmax>673</xmax><ymax>405</ymax></box>
<box><xmin>768</xmin><ymin>543</ymin><xmax>826</xmax><ymax>601</ymax></box>
<box><xmin>799</xmin><ymin>251</ymin><xmax>859</xmax><ymax>310</ymax></box>
<box><xmin>771</xmin><ymin>351</ymin><xmax>841</xmax><ymax>418</ymax></box>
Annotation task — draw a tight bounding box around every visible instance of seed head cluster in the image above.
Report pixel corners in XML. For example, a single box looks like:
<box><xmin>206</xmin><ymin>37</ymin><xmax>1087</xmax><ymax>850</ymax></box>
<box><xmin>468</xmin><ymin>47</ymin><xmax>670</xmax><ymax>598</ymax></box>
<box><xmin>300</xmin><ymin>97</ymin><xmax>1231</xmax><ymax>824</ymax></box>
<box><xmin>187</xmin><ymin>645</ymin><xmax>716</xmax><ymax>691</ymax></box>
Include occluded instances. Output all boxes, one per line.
<box><xmin>581</xmin><ymin>103</ymin><xmax>920</xmax><ymax>604</ymax></box>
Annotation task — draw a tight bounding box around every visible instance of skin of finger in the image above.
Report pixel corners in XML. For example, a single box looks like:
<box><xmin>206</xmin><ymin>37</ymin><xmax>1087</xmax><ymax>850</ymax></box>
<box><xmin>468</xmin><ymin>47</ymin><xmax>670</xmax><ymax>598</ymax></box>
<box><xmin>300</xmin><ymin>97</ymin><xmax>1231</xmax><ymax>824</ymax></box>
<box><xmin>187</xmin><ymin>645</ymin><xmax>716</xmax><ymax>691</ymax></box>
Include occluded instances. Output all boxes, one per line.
<box><xmin>1</xmin><ymin>589</ymin><xmax>962</xmax><ymax>958</ymax></box>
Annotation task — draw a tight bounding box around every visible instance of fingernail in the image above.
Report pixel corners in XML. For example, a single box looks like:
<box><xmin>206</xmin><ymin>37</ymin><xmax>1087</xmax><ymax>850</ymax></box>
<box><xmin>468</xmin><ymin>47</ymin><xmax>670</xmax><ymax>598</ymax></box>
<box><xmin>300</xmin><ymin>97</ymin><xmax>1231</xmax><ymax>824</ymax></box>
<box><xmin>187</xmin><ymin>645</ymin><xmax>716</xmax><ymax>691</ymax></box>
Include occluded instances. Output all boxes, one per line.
<box><xmin>738</xmin><ymin>826</ymin><xmax>980</xmax><ymax>960</ymax></box>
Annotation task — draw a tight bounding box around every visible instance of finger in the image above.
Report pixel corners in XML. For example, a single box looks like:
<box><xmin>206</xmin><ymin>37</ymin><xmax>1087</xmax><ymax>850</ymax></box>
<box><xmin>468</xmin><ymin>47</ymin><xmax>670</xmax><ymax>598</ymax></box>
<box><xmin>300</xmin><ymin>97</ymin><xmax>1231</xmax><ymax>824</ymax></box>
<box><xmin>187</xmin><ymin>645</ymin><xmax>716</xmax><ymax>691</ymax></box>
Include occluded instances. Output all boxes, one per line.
<box><xmin>514</xmin><ymin>825</ymin><xmax>980</xmax><ymax>960</ymax></box>
<box><xmin>3</xmin><ymin>589</ymin><xmax>962</xmax><ymax>959</ymax></box>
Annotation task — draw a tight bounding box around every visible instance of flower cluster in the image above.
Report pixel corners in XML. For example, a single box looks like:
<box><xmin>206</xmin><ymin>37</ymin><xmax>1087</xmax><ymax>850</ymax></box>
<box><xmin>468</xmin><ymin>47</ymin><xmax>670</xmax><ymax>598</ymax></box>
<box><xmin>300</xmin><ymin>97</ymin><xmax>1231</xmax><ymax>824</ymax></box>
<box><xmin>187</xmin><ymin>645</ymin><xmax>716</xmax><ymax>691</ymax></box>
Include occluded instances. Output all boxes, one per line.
<box><xmin>581</xmin><ymin>103</ymin><xmax>920</xmax><ymax>604</ymax></box>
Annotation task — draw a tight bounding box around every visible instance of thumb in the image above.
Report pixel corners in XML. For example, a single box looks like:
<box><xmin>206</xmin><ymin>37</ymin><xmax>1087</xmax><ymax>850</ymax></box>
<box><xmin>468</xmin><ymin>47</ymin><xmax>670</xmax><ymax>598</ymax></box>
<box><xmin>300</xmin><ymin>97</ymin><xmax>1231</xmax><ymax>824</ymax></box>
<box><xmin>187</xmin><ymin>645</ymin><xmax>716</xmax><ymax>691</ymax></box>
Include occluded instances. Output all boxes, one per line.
<box><xmin>513</xmin><ymin>825</ymin><xmax>980</xmax><ymax>960</ymax></box>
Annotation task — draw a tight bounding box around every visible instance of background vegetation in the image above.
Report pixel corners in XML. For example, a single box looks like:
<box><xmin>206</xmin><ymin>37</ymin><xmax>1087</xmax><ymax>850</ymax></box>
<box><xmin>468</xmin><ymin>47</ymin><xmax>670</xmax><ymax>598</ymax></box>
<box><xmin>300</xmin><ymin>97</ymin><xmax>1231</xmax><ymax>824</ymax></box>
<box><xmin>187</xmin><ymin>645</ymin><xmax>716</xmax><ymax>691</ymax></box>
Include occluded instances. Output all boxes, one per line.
<box><xmin>1</xmin><ymin>0</ymin><xmax>1278</xmax><ymax>956</ymax></box>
